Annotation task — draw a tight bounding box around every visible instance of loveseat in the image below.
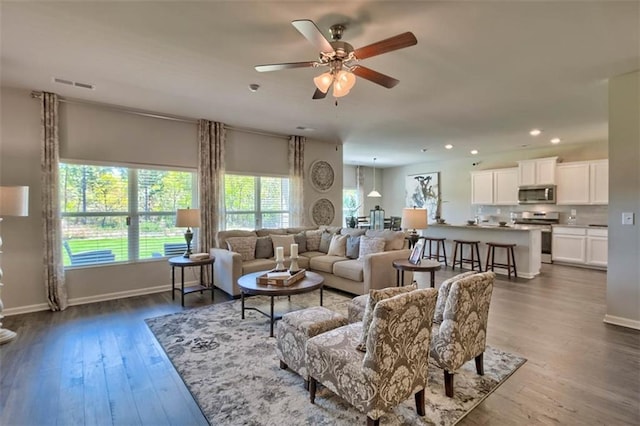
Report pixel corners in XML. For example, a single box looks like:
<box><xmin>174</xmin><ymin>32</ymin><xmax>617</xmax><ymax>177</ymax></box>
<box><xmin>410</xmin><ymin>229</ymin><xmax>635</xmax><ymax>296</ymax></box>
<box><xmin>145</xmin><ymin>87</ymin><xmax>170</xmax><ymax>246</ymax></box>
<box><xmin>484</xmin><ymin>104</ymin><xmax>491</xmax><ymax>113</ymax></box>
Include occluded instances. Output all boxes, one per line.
<box><xmin>209</xmin><ymin>226</ymin><xmax>412</xmax><ymax>297</ymax></box>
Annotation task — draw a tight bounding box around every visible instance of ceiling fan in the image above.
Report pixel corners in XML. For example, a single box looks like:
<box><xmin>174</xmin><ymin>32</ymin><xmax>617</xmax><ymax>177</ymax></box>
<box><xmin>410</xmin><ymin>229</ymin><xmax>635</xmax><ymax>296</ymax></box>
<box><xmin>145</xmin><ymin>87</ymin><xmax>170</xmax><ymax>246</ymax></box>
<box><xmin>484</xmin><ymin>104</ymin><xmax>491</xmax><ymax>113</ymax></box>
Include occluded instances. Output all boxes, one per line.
<box><xmin>254</xmin><ymin>19</ymin><xmax>417</xmax><ymax>99</ymax></box>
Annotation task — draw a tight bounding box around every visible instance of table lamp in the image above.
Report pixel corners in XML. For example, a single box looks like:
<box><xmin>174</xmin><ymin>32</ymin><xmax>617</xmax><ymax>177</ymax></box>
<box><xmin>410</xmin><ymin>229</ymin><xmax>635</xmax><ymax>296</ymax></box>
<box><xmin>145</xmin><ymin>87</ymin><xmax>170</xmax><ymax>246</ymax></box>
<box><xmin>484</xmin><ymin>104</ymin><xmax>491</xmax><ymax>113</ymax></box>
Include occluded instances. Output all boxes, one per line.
<box><xmin>401</xmin><ymin>207</ymin><xmax>428</xmax><ymax>247</ymax></box>
<box><xmin>175</xmin><ymin>208</ymin><xmax>200</xmax><ymax>257</ymax></box>
<box><xmin>0</xmin><ymin>186</ymin><xmax>29</xmax><ymax>344</ymax></box>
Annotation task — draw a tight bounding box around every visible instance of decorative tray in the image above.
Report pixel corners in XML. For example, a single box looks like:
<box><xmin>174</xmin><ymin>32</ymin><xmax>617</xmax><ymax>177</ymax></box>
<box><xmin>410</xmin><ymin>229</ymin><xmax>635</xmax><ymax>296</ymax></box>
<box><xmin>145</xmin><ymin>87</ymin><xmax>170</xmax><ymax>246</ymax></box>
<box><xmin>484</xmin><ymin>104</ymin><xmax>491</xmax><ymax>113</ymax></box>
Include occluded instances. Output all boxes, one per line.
<box><xmin>257</xmin><ymin>269</ymin><xmax>306</xmax><ymax>287</ymax></box>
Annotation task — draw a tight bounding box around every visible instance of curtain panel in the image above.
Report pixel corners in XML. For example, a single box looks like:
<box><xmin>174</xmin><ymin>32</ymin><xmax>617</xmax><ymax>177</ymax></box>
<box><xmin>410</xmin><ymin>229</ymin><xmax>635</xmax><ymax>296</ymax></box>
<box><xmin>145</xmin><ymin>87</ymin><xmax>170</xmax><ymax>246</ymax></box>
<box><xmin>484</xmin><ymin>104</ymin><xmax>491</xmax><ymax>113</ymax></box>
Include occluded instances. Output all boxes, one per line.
<box><xmin>41</xmin><ymin>92</ymin><xmax>68</xmax><ymax>311</ymax></box>
<box><xmin>198</xmin><ymin>120</ymin><xmax>226</xmax><ymax>252</ymax></box>
<box><xmin>288</xmin><ymin>135</ymin><xmax>305</xmax><ymax>227</ymax></box>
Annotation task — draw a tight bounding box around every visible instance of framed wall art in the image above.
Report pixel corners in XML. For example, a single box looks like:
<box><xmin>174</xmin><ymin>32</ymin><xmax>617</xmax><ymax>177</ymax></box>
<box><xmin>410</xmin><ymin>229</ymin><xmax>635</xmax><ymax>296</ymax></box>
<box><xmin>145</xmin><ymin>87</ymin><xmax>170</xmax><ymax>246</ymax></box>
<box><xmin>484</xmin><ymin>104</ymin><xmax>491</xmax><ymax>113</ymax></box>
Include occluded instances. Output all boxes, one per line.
<box><xmin>406</xmin><ymin>172</ymin><xmax>440</xmax><ymax>222</ymax></box>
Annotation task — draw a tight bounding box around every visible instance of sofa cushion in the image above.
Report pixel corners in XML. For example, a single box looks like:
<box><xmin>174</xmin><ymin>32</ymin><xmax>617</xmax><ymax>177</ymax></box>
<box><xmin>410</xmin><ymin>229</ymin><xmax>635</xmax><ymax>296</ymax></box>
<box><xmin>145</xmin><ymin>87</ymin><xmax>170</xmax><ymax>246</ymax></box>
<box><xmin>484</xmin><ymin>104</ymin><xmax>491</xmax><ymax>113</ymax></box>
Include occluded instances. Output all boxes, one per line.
<box><xmin>271</xmin><ymin>234</ymin><xmax>296</xmax><ymax>256</ymax></box>
<box><xmin>356</xmin><ymin>284</ymin><xmax>417</xmax><ymax>351</ymax></box>
<box><xmin>319</xmin><ymin>232</ymin><xmax>333</xmax><ymax>253</ymax></box>
<box><xmin>226</xmin><ymin>236</ymin><xmax>258</xmax><ymax>261</ymax></box>
<box><xmin>333</xmin><ymin>259</ymin><xmax>364</xmax><ymax>282</ymax></box>
<box><xmin>327</xmin><ymin>234</ymin><xmax>348</xmax><ymax>257</ymax></box>
<box><xmin>310</xmin><ymin>255</ymin><xmax>348</xmax><ymax>273</ymax></box>
<box><xmin>256</xmin><ymin>228</ymin><xmax>286</xmax><ymax>237</ymax></box>
<box><xmin>216</xmin><ymin>230</ymin><xmax>257</xmax><ymax>250</ymax></box>
<box><xmin>305</xmin><ymin>229</ymin><xmax>323</xmax><ymax>251</ymax></box>
<box><xmin>243</xmin><ymin>258</ymin><xmax>277</xmax><ymax>274</ymax></box>
<box><xmin>319</xmin><ymin>225</ymin><xmax>342</xmax><ymax>234</ymax></box>
<box><xmin>346</xmin><ymin>235</ymin><xmax>361</xmax><ymax>259</ymax></box>
<box><xmin>302</xmin><ymin>251</ymin><xmax>325</xmax><ymax>259</ymax></box>
<box><xmin>255</xmin><ymin>236</ymin><xmax>274</xmax><ymax>259</ymax></box>
<box><xmin>358</xmin><ymin>236</ymin><xmax>386</xmax><ymax>260</ymax></box>
<box><xmin>365</xmin><ymin>229</ymin><xmax>406</xmax><ymax>251</ymax></box>
<box><xmin>340</xmin><ymin>228</ymin><xmax>367</xmax><ymax>237</ymax></box>
<box><xmin>293</xmin><ymin>232</ymin><xmax>307</xmax><ymax>253</ymax></box>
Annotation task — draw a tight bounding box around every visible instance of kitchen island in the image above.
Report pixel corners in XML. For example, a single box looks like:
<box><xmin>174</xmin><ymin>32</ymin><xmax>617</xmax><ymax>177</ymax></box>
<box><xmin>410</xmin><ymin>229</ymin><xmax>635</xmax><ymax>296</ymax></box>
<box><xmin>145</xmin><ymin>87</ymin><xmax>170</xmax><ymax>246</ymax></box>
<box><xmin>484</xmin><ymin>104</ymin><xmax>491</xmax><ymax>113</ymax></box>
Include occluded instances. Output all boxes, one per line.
<box><xmin>423</xmin><ymin>224</ymin><xmax>542</xmax><ymax>279</ymax></box>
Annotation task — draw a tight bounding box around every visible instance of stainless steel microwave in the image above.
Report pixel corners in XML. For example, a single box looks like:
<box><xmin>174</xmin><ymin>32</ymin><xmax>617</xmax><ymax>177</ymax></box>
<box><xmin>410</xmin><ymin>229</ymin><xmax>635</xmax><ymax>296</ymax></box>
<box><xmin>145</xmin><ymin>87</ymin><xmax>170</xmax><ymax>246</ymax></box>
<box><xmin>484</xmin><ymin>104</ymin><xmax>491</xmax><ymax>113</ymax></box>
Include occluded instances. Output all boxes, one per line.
<box><xmin>518</xmin><ymin>185</ymin><xmax>556</xmax><ymax>204</ymax></box>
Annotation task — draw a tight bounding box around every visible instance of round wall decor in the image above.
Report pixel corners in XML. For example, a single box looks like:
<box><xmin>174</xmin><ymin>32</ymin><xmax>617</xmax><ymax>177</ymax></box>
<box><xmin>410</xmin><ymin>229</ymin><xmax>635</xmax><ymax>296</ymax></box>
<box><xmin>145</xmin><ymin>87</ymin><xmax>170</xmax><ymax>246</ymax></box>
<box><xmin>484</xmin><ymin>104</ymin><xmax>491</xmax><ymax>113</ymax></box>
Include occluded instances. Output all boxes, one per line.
<box><xmin>310</xmin><ymin>198</ymin><xmax>335</xmax><ymax>225</ymax></box>
<box><xmin>310</xmin><ymin>160</ymin><xmax>334</xmax><ymax>192</ymax></box>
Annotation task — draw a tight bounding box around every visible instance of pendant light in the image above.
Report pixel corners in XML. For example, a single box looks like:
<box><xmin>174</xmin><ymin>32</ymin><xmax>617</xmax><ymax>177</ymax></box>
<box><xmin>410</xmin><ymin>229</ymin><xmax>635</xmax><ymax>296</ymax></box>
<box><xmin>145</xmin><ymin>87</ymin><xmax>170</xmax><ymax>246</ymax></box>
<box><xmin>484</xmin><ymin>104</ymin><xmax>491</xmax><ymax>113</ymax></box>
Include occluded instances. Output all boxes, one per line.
<box><xmin>367</xmin><ymin>157</ymin><xmax>382</xmax><ymax>197</ymax></box>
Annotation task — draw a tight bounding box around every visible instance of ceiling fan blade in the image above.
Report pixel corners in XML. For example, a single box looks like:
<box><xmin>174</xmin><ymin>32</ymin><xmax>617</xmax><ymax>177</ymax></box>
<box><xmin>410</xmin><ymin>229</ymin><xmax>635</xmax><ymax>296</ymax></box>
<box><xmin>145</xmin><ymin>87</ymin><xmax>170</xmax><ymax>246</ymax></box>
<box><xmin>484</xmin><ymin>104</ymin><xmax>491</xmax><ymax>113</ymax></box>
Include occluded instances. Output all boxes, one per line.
<box><xmin>292</xmin><ymin>19</ymin><xmax>335</xmax><ymax>54</ymax></box>
<box><xmin>352</xmin><ymin>65</ymin><xmax>400</xmax><ymax>88</ymax></box>
<box><xmin>255</xmin><ymin>61</ymin><xmax>316</xmax><ymax>72</ymax></box>
<box><xmin>353</xmin><ymin>32</ymin><xmax>417</xmax><ymax>60</ymax></box>
<box><xmin>312</xmin><ymin>88</ymin><xmax>328</xmax><ymax>100</ymax></box>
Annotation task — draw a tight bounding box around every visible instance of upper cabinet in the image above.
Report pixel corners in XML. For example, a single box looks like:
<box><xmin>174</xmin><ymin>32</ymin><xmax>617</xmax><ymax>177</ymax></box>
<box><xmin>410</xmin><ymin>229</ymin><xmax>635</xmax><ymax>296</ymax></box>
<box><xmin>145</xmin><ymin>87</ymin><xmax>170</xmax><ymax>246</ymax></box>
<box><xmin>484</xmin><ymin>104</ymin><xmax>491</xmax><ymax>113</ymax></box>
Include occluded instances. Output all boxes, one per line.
<box><xmin>518</xmin><ymin>157</ymin><xmax>558</xmax><ymax>185</ymax></box>
<box><xmin>556</xmin><ymin>159</ymin><xmax>608</xmax><ymax>205</ymax></box>
<box><xmin>471</xmin><ymin>168</ymin><xmax>518</xmax><ymax>205</ymax></box>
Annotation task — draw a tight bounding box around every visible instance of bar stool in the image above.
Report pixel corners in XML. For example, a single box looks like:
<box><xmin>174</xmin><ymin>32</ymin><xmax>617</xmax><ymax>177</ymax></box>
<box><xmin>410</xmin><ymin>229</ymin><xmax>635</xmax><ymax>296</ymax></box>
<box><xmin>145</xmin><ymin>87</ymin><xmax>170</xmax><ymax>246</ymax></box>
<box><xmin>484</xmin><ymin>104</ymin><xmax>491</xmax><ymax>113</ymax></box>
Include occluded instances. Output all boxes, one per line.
<box><xmin>423</xmin><ymin>237</ymin><xmax>448</xmax><ymax>267</ymax></box>
<box><xmin>485</xmin><ymin>242</ymin><xmax>517</xmax><ymax>279</ymax></box>
<box><xmin>452</xmin><ymin>240</ymin><xmax>482</xmax><ymax>272</ymax></box>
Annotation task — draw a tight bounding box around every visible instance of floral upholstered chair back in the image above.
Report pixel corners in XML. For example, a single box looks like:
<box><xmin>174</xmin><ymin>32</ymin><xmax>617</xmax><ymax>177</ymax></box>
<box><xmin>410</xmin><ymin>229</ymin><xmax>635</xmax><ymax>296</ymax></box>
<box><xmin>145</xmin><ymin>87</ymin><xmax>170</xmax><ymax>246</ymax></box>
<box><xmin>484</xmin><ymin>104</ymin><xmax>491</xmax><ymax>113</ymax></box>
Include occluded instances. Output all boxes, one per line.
<box><xmin>431</xmin><ymin>271</ymin><xmax>495</xmax><ymax>373</ymax></box>
<box><xmin>361</xmin><ymin>288</ymin><xmax>438</xmax><ymax>417</ymax></box>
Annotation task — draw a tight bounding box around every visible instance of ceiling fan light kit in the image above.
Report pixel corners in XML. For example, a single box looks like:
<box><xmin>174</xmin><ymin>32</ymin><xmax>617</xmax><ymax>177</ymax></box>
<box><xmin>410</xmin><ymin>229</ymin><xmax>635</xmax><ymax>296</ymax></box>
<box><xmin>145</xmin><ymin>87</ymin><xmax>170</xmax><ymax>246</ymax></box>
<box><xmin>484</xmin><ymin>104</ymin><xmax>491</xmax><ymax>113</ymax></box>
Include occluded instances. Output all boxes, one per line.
<box><xmin>255</xmin><ymin>19</ymin><xmax>417</xmax><ymax>100</ymax></box>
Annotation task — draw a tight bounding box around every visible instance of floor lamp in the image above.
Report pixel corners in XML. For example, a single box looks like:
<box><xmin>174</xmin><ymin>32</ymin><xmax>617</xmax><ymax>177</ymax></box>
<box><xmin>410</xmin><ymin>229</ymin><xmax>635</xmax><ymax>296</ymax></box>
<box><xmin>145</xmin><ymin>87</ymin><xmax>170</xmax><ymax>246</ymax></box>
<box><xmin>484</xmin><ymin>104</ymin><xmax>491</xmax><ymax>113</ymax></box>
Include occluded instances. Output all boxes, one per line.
<box><xmin>0</xmin><ymin>186</ymin><xmax>29</xmax><ymax>344</ymax></box>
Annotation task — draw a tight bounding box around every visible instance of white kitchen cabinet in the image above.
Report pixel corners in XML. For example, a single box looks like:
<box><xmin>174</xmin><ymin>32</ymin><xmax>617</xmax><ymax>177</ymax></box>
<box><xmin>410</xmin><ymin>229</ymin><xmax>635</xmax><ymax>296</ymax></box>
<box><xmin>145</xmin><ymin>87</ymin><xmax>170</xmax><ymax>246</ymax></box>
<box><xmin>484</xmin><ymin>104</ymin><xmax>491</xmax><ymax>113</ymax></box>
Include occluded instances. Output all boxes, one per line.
<box><xmin>556</xmin><ymin>162</ymin><xmax>590</xmax><ymax>204</ymax></box>
<box><xmin>552</xmin><ymin>227</ymin><xmax>587</xmax><ymax>264</ymax></box>
<box><xmin>556</xmin><ymin>159</ymin><xmax>608</xmax><ymax>205</ymax></box>
<box><xmin>471</xmin><ymin>168</ymin><xmax>518</xmax><ymax>205</ymax></box>
<box><xmin>493</xmin><ymin>168</ymin><xmax>519</xmax><ymax>205</ymax></box>
<box><xmin>552</xmin><ymin>226</ymin><xmax>607</xmax><ymax>268</ymax></box>
<box><xmin>518</xmin><ymin>157</ymin><xmax>558</xmax><ymax>186</ymax></box>
<box><xmin>586</xmin><ymin>228</ymin><xmax>608</xmax><ymax>267</ymax></box>
<box><xmin>589</xmin><ymin>160</ymin><xmax>609</xmax><ymax>204</ymax></box>
<box><xmin>471</xmin><ymin>170</ymin><xmax>494</xmax><ymax>205</ymax></box>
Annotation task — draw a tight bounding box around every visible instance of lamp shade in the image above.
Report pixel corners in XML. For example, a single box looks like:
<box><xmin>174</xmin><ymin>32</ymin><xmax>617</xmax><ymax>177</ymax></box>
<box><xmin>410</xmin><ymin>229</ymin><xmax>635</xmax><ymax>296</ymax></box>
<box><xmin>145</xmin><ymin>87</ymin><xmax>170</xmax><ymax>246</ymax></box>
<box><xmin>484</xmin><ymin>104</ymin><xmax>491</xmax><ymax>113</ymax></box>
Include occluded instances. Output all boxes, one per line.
<box><xmin>0</xmin><ymin>186</ymin><xmax>29</xmax><ymax>217</ymax></box>
<box><xmin>313</xmin><ymin>72</ymin><xmax>334</xmax><ymax>93</ymax></box>
<box><xmin>401</xmin><ymin>208</ymin><xmax>428</xmax><ymax>230</ymax></box>
<box><xmin>175</xmin><ymin>208</ymin><xmax>200</xmax><ymax>228</ymax></box>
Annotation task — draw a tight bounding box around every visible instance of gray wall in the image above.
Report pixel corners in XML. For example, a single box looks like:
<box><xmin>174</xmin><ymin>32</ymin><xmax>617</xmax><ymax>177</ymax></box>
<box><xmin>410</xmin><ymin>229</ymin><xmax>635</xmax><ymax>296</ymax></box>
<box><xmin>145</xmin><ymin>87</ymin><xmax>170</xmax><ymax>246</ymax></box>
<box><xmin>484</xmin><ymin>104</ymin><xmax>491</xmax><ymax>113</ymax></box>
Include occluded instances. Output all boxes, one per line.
<box><xmin>606</xmin><ymin>70</ymin><xmax>640</xmax><ymax>328</ymax></box>
<box><xmin>0</xmin><ymin>86</ymin><xmax>342</xmax><ymax>313</ymax></box>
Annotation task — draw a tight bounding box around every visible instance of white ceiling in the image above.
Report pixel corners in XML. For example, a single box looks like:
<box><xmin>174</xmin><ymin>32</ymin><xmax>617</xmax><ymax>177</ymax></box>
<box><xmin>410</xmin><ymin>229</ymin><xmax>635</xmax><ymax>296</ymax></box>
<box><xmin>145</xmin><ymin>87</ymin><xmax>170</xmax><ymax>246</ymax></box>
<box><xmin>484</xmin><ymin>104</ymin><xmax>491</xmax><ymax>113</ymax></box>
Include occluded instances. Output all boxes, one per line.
<box><xmin>1</xmin><ymin>1</ymin><xmax>638</xmax><ymax>167</ymax></box>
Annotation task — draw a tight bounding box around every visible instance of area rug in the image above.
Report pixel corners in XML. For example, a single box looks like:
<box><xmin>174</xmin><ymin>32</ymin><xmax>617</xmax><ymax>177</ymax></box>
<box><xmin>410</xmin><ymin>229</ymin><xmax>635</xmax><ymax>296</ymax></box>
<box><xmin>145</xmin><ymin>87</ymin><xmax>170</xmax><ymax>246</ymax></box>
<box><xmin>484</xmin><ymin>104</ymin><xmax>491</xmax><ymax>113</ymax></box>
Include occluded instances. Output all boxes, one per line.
<box><xmin>146</xmin><ymin>291</ymin><xmax>526</xmax><ymax>426</ymax></box>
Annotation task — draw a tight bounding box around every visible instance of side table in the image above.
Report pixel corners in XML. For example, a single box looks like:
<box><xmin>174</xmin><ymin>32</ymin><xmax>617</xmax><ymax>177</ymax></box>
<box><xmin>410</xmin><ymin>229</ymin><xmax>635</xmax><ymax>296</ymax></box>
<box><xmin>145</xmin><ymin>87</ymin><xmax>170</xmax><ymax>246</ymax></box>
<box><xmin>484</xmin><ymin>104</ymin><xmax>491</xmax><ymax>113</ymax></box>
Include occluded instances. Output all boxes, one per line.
<box><xmin>168</xmin><ymin>256</ymin><xmax>215</xmax><ymax>307</ymax></box>
<box><xmin>392</xmin><ymin>258</ymin><xmax>442</xmax><ymax>288</ymax></box>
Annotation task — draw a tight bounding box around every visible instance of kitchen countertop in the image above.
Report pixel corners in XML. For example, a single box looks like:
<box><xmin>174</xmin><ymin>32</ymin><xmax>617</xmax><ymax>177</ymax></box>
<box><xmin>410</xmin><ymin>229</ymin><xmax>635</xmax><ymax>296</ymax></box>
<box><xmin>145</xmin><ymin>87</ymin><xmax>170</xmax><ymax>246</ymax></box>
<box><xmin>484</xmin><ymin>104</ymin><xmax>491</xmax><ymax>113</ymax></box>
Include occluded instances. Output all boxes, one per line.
<box><xmin>552</xmin><ymin>224</ymin><xmax>608</xmax><ymax>229</ymax></box>
<box><xmin>429</xmin><ymin>223</ymin><xmax>544</xmax><ymax>231</ymax></box>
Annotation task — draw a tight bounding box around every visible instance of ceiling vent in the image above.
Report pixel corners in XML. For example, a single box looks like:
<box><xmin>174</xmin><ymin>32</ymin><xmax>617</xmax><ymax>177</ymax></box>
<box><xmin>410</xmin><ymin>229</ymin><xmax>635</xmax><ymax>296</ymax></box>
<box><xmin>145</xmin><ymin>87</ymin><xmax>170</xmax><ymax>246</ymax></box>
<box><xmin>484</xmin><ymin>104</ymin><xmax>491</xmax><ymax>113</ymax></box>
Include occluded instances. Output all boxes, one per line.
<box><xmin>53</xmin><ymin>77</ymin><xmax>95</xmax><ymax>90</ymax></box>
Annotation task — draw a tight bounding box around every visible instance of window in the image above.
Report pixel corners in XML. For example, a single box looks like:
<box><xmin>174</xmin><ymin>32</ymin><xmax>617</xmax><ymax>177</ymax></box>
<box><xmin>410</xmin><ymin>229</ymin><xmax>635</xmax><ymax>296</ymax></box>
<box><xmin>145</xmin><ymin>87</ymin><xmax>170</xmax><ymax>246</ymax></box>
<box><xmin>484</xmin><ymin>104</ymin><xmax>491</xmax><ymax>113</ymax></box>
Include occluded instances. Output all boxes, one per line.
<box><xmin>224</xmin><ymin>174</ymin><xmax>289</xmax><ymax>230</ymax></box>
<box><xmin>60</xmin><ymin>163</ymin><xmax>196</xmax><ymax>267</ymax></box>
<box><xmin>343</xmin><ymin>189</ymin><xmax>361</xmax><ymax>226</ymax></box>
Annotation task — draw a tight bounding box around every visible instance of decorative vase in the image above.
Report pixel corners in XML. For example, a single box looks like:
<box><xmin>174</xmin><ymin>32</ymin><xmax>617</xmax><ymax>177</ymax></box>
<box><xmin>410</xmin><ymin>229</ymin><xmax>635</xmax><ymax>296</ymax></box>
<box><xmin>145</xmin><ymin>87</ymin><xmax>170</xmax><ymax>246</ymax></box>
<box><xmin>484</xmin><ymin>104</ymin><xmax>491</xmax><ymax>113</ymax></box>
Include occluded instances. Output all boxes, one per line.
<box><xmin>348</xmin><ymin>216</ymin><xmax>356</xmax><ymax>228</ymax></box>
<box><xmin>289</xmin><ymin>256</ymin><xmax>300</xmax><ymax>274</ymax></box>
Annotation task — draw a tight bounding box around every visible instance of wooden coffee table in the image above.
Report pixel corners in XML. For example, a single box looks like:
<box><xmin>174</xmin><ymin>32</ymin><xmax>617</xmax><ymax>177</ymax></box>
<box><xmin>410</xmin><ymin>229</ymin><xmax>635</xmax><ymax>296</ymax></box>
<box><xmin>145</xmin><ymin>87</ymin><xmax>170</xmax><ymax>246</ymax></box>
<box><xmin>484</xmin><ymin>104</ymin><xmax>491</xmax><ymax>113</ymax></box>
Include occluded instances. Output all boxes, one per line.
<box><xmin>237</xmin><ymin>270</ymin><xmax>324</xmax><ymax>337</ymax></box>
<box><xmin>392</xmin><ymin>258</ymin><xmax>442</xmax><ymax>288</ymax></box>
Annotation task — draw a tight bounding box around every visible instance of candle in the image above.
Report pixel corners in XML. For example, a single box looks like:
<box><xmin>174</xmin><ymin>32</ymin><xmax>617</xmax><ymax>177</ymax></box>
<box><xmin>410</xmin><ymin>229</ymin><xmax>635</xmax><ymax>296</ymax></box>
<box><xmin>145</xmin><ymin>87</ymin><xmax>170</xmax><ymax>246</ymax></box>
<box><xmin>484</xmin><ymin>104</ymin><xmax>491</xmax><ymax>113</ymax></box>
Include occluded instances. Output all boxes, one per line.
<box><xmin>291</xmin><ymin>243</ymin><xmax>298</xmax><ymax>258</ymax></box>
<box><xmin>276</xmin><ymin>246</ymin><xmax>284</xmax><ymax>261</ymax></box>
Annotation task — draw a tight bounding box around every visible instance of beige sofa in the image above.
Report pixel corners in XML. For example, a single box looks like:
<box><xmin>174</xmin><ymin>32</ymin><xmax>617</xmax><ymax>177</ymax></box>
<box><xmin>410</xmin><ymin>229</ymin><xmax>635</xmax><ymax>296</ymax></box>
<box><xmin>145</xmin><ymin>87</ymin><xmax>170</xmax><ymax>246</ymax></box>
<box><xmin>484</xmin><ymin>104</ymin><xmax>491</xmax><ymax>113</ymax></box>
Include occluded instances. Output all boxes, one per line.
<box><xmin>209</xmin><ymin>226</ymin><xmax>412</xmax><ymax>297</ymax></box>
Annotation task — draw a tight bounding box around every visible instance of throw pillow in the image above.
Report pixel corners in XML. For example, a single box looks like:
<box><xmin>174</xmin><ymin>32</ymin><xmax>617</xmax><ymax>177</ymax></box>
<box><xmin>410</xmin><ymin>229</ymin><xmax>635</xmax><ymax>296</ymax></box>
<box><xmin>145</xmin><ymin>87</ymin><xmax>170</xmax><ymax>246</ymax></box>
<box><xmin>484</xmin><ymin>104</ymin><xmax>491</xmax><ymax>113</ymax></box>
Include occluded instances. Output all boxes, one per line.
<box><xmin>293</xmin><ymin>232</ymin><xmax>307</xmax><ymax>253</ymax></box>
<box><xmin>319</xmin><ymin>231</ymin><xmax>333</xmax><ymax>254</ymax></box>
<box><xmin>346</xmin><ymin>235</ymin><xmax>361</xmax><ymax>259</ymax></box>
<box><xmin>270</xmin><ymin>234</ymin><xmax>296</xmax><ymax>256</ymax></box>
<box><xmin>356</xmin><ymin>284</ymin><xmax>418</xmax><ymax>351</ymax></box>
<box><xmin>255</xmin><ymin>236</ymin><xmax>274</xmax><ymax>259</ymax></box>
<box><xmin>358</xmin><ymin>236</ymin><xmax>386</xmax><ymax>260</ymax></box>
<box><xmin>226</xmin><ymin>236</ymin><xmax>258</xmax><ymax>261</ymax></box>
<box><xmin>327</xmin><ymin>234</ymin><xmax>348</xmax><ymax>257</ymax></box>
<box><xmin>305</xmin><ymin>229</ymin><xmax>323</xmax><ymax>252</ymax></box>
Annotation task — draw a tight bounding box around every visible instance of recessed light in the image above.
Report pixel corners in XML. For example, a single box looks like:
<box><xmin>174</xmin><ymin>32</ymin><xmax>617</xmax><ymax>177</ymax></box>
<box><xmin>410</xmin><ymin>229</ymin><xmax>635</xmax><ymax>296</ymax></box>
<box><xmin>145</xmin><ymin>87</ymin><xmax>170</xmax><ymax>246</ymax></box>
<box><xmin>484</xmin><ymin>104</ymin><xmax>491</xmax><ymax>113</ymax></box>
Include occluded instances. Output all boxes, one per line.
<box><xmin>248</xmin><ymin>83</ymin><xmax>260</xmax><ymax>92</ymax></box>
<box><xmin>421</xmin><ymin>148</ymin><xmax>428</xmax><ymax>153</ymax></box>
<box><xmin>295</xmin><ymin>126</ymin><xmax>314</xmax><ymax>132</ymax></box>
<box><xmin>529</xmin><ymin>129</ymin><xmax>542</xmax><ymax>136</ymax></box>
<box><xmin>550</xmin><ymin>138</ymin><xmax>561</xmax><ymax>144</ymax></box>
<box><xmin>445</xmin><ymin>144</ymin><xmax>453</xmax><ymax>150</ymax></box>
<box><xmin>470</xmin><ymin>149</ymin><xmax>478</xmax><ymax>155</ymax></box>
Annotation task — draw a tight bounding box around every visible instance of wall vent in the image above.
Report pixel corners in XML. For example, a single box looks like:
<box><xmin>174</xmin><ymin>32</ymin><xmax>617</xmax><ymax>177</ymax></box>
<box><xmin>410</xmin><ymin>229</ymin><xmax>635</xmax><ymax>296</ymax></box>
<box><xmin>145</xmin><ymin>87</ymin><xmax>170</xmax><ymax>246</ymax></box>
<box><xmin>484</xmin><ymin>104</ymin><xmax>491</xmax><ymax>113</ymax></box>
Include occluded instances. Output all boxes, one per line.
<box><xmin>53</xmin><ymin>77</ymin><xmax>95</xmax><ymax>90</ymax></box>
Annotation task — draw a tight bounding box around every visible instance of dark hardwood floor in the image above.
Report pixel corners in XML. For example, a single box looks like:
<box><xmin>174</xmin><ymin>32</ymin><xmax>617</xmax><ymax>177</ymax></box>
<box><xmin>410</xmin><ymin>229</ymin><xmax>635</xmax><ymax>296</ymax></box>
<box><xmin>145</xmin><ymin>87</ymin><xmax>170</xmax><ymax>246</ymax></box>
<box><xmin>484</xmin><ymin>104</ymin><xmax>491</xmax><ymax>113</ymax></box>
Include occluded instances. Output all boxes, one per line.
<box><xmin>1</xmin><ymin>264</ymin><xmax>638</xmax><ymax>425</ymax></box>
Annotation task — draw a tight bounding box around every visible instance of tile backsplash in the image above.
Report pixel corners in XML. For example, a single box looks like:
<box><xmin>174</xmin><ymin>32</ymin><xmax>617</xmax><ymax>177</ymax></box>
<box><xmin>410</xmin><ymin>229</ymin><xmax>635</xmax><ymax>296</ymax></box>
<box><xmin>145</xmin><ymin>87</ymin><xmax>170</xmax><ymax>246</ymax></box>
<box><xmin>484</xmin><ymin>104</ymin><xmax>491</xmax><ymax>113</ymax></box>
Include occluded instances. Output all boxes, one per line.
<box><xmin>473</xmin><ymin>204</ymin><xmax>608</xmax><ymax>225</ymax></box>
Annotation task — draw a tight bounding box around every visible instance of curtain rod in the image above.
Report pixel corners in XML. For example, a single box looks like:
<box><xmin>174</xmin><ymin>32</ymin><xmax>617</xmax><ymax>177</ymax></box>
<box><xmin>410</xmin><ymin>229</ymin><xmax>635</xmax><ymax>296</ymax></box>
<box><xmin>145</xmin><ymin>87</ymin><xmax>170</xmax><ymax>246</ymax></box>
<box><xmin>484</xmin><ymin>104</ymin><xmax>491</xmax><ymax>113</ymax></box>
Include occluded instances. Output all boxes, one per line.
<box><xmin>30</xmin><ymin>91</ymin><xmax>289</xmax><ymax>140</ymax></box>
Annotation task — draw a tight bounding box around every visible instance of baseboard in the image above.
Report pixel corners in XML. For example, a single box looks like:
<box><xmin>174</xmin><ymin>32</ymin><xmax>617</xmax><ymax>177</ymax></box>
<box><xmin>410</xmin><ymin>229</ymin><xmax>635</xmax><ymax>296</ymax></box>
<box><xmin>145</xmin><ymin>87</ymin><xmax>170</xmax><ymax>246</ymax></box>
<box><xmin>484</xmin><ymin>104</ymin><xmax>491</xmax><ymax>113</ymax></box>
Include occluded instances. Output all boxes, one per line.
<box><xmin>3</xmin><ymin>281</ymin><xmax>199</xmax><ymax>316</ymax></box>
<box><xmin>603</xmin><ymin>314</ymin><xmax>640</xmax><ymax>330</ymax></box>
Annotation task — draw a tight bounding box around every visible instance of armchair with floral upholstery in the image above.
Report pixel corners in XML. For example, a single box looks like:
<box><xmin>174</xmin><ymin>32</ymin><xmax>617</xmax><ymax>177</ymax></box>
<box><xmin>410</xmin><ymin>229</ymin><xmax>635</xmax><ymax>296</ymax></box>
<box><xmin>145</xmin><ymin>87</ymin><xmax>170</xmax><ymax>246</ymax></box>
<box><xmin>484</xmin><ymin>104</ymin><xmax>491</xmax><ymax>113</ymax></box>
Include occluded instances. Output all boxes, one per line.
<box><xmin>430</xmin><ymin>271</ymin><xmax>495</xmax><ymax>397</ymax></box>
<box><xmin>306</xmin><ymin>288</ymin><xmax>438</xmax><ymax>426</ymax></box>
